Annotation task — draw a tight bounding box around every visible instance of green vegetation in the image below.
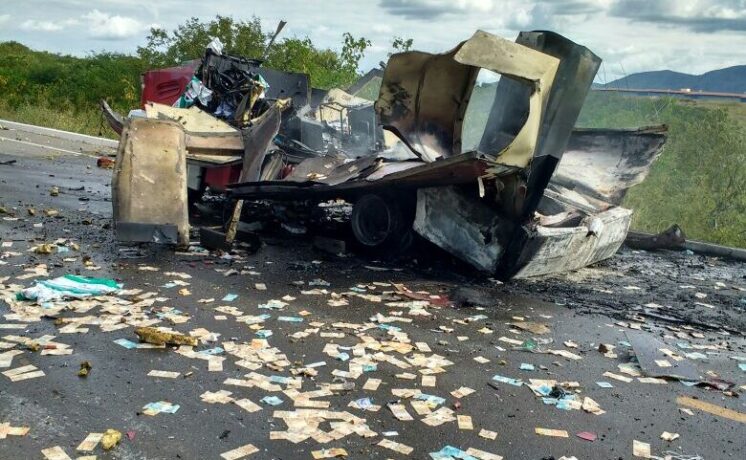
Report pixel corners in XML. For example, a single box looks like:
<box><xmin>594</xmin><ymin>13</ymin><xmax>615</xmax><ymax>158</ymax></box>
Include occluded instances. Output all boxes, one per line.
<box><xmin>0</xmin><ymin>41</ymin><xmax>144</xmax><ymax>137</ymax></box>
<box><xmin>0</xmin><ymin>15</ymin><xmax>390</xmax><ymax>137</ymax></box>
<box><xmin>137</xmin><ymin>16</ymin><xmax>372</xmax><ymax>90</ymax></box>
<box><xmin>577</xmin><ymin>92</ymin><xmax>746</xmax><ymax>247</ymax></box>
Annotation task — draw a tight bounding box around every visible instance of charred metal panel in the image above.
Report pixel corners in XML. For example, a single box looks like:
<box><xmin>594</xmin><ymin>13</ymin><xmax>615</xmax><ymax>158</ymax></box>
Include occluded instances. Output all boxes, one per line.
<box><xmin>456</xmin><ymin>31</ymin><xmax>559</xmax><ymax>169</ymax></box>
<box><xmin>115</xmin><ymin>223</ymin><xmax>179</xmax><ymax>244</ymax></box>
<box><xmin>549</xmin><ymin>126</ymin><xmax>667</xmax><ymax>206</ymax></box>
<box><xmin>229</xmin><ymin>153</ymin><xmax>489</xmax><ymax>201</ymax></box>
<box><xmin>376</xmin><ymin>30</ymin><xmax>560</xmax><ymax>169</ymax></box>
<box><xmin>414</xmin><ymin>186</ymin><xmax>509</xmax><ymax>271</ymax></box>
<box><xmin>200</xmin><ymin>53</ymin><xmax>311</xmax><ymax>108</ymax></box>
<box><xmin>512</xmin><ymin>31</ymin><xmax>601</xmax><ymax>218</ymax></box>
<box><xmin>626</xmin><ymin>331</ymin><xmax>702</xmax><ymax>381</ymax></box>
<box><xmin>239</xmin><ymin>101</ymin><xmax>285</xmax><ymax>182</ymax></box>
<box><xmin>516</xmin><ymin>32</ymin><xmax>602</xmax><ymax>162</ymax></box>
<box><xmin>511</xmin><ymin>207</ymin><xmax>632</xmax><ymax>278</ymax></box>
<box><xmin>376</xmin><ymin>48</ymin><xmax>477</xmax><ymax>162</ymax></box>
<box><xmin>495</xmin><ymin>33</ymin><xmax>601</xmax><ymax>278</ymax></box>
<box><xmin>260</xmin><ymin>68</ymin><xmax>311</xmax><ymax>108</ymax></box>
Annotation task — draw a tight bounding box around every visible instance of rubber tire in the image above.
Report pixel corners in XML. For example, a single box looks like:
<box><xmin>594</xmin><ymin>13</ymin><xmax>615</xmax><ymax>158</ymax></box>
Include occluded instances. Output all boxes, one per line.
<box><xmin>351</xmin><ymin>193</ymin><xmax>414</xmax><ymax>252</ymax></box>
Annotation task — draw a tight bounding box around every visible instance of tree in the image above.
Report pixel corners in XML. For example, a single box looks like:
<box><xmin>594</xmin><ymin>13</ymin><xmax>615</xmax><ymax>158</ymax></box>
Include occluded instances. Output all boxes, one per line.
<box><xmin>341</xmin><ymin>32</ymin><xmax>371</xmax><ymax>73</ymax></box>
<box><xmin>137</xmin><ymin>15</ymin><xmax>370</xmax><ymax>89</ymax></box>
<box><xmin>389</xmin><ymin>36</ymin><xmax>414</xmax><ymax>56</ymax></box>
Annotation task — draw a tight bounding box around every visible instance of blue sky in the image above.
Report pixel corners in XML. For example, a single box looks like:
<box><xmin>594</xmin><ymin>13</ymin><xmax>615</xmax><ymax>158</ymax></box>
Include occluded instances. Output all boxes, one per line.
<box><xmin>2</xmin><ymin>1</ymin><xmax>746</xmax><ymax>82</ymax></box>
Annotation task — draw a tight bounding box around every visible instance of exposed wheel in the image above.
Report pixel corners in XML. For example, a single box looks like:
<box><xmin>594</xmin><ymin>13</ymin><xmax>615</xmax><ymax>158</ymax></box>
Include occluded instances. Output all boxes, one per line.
<box><xmin>351</xmin><ymin>193</ymin><xmax>414</xmax><ymax>251</ymax></box>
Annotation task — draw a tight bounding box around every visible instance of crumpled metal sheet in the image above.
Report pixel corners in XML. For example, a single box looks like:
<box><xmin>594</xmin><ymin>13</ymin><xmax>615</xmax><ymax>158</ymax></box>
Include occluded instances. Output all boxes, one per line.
<box><xmin>548</xmin><ymin>126</ymin><xmax>668</xmax><ymax>206</ymax></box>
<box><xmin>239</xmin><ymin>100</ymin><xmax>286</xmax><ymax>182</ymax></box>
<box><xmin>413</xmin><ymin>186</ymin><xmax>508</xmax><ymax>271</ymax></box>
<box><xmin>511</xmin><ymin>207</ymin><xmax>633</xmax><ymax>278</ymax></box>
<box><xmin>376</xmin><ymin>30</ymin><xmax>559</xmax><ymax>168</ymax></box>
<box><xmin>376</xmin><ymin>46</ymin><xmax>476</xmax><ymax>162</ymax></box>
<box><xmin>283</xmin><ymin>155</ymin><xmax>382</xmax><ymax>186</ymax></box>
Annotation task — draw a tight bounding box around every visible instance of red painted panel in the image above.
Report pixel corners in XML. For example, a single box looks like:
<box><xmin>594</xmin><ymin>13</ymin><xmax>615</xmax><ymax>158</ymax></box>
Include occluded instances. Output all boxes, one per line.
<box><xmin>204</xmin><ymin>165</ymin><xmax>242</xmax><ymax>192</ymax></box>
<box><xmin>140</xmin><ymin>63</ymin><xmax>198</xmax><ymax>107</ymax></box>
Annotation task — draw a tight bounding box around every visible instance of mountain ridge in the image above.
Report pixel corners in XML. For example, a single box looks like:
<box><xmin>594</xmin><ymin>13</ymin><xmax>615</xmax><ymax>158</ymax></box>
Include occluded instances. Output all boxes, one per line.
<box><xmin>602</xmin><ymin>65</ymin><xmax>746</xmax><ymax>94</ymax></box>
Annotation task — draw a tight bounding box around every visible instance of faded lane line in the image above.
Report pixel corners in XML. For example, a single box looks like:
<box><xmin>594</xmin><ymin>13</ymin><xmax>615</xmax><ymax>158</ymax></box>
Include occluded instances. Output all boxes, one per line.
<box><xmin>677</xmin><ymin>396</ymin><xmax>746</xmax><ymax>423</ymax></box>
<box><xmin>0</xmin><ymin>136</ymin><xmax>83</xmax><ymax>156</ymax></box>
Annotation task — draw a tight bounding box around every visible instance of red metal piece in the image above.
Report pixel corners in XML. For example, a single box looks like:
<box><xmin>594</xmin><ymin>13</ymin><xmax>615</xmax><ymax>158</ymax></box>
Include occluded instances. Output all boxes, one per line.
<box><xmin>204</xmin><ymin>165</ymin><xmax>242</xmax><ymax>192</ymax></box>
<box><xmin>97</xmin><ymin>157</ymin><xmax>115</xmax><ymax>169</ymax></box>
<box><xmin>140</xmin><ymin>62</ymin><xmax>198</xmax><ymax>108</ymax></box>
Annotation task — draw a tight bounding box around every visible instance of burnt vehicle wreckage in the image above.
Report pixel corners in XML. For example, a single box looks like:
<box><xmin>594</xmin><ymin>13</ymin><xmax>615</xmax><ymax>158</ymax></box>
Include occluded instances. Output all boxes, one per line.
<box><xmin>102</xmin><ymin>29</ymin><xmax>668</xmax><ymax>279</ymax></box>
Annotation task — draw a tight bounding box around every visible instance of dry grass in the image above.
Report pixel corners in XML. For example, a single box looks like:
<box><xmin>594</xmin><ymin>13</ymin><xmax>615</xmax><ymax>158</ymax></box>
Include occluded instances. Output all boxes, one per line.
<box><xmin>0</xmin><ymin>103</ymin><xmax>118</xmax><ymax>139</ymax></box>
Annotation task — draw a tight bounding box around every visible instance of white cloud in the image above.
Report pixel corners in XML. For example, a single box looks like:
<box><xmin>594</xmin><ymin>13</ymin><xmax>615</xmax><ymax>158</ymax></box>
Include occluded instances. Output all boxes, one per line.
<box><xmin>16</xmin><ymin>9</ymin><xmax>145</xmax><ymax>40</ymax></box>
<box><xmin>82</xmin><ymin>9</ymin><xmax>145</xmax><ymax>40</ymax></box>
<box><xmin>609</xmin><ymin>0</ymin><xmax>746</xmax><ymax>32</ymax></box>
<box><xmin>371</xmin><ymin>23</ymin><xmax>394</xmax><ymax>34</ymax></box>
<box><xmin>20</xmin><ymin>19</ymin><xmax>78</xmax><ymax>32</ymax></box>
<box><xmin>380</xmin><ymin>0</ymin><xmax>496</xmax><ymax>18</ymax></box>
<box><xmin>0</xmin><ymin>14</ymin><xmax>10</xmax><ymax>26</ymax></box>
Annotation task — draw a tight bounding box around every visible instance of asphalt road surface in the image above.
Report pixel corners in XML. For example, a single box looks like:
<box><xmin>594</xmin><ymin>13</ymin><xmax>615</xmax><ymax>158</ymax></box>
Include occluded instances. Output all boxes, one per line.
<box><xmin>1</xmin><ymin>122</ymin><xmax>745</xmax><ymax>460</ymax></box>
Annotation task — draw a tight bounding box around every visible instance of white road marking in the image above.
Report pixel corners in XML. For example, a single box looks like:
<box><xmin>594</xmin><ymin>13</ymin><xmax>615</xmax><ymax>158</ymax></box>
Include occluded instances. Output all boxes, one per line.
<box><xmin>0</xmin><ymin>136</ymin><xmax>82</xmax><ymax>156</ymax></box>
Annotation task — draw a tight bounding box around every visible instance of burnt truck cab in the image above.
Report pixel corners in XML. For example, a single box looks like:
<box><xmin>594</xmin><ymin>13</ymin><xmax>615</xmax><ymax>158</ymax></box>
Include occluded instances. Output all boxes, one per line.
<box><xmin>105</xmin><ymin>30</ymin><xmax>666</xmax><ymax>279</ymax></box>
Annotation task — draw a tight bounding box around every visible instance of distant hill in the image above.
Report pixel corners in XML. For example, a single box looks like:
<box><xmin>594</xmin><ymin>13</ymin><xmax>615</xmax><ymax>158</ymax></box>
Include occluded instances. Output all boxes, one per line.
<box><xmin>603</xmin><ymin>65</ymin><xmax>746</xmax><ymax>94</ymax></box>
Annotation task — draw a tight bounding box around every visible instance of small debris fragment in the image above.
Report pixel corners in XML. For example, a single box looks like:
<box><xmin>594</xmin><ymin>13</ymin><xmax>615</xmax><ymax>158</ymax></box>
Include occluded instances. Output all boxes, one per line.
<box><xmin>76</xmin><ymin>432</ymin><xmax>103</xmax><ymax>452</ymax></box>
<box><xmin>77</xmin><ymin>360</ymin><xmax>92</xmax><ymax>377</ymax></box>
<box><xmin>0</xmin><ymin>422</ymin><xmax>30</xmax><ymax>439</ymax></box>
<box><xmin>147</xmin><ymin>370</ymin><xmax>181</xmax><ymax>379</ymax></box>
<box><xmin>101</xmin><ymin>429</ymin><xmax>122</xmax><ymax>450</ymax></box>
<box><xmin>134</xmin><ymin>327</ymin><xmax>197</xmax><ymax>346</ymax></box>
<box><xmin>457</xmin><ymin>415</ymin><xmax>473</xmax><ymax>430</ymax></box>
<box><xmin>41</xmin><ymin>446</ymin><xmax>71</xmax><ymax>460</ymax></box>
<box><xmin>632</xmin><ymin>440</ymin><xmax>651</xmax><ymax>458</ymax></box>
<box><xmin>311</xmin><ymin>448</ymin><xmax>348</xmax><ymax>459</ymax></box>
<box><xmin>142</xmin><ymin>401</ymin><xmax>180</xmax><ymax>415</ymax></box>
<box><xmin>220</xmin><ymin>443</ymin><xmax>259</xmax><ymax>460</ymax></box>
<box><xmin>479</xmin><ymin>429</ymin><xmax>497</xmax><ymax>440</ymax></box>
<box><xmin>97</xmin><ymin>157</ymin><xmax>115</xmax><ymax>169</ymax></box>
<box><xmin>535</xmin><ymin>427</ymin><xmax>569</xmax><ymax>437</ymax></box>
<box><xmin>377</xmin><ymin>439</ymin><xmax>413</xmax><ymax>455</ymax></box>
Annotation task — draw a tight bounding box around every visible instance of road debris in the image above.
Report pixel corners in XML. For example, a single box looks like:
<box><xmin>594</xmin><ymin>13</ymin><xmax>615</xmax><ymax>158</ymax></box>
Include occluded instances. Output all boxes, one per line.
<box><xmin>626</xmin><ymin>331</ymin><xmax>701</xmax><ymax>381</ymax></box>
<box><xmin>0</xmin><ymin>422</ymin><xmax>29</xmax><ymax>439</ymax></box>
<box><xmin>134</xmin><ymin>327</ymin><xmax>198</xmax><ymax>346</ymax></box>
<box><xmin>101</xmin><ymin>429</ymin><xmax>122</xmax><ymax>450</ymax></box>
<box><xmin>577</xmin><ymin>431</ymin><xmax>597</xmax><ymax>442</ymax></box>
<box><xmin>378</xmin><ymin>438</ymin><xmax>413</xmax><ymax>455</ymax></box>
<box><xmin>142</xmin><ymin>401</ymin><xmax>180</xmax><ymax>416</ymax></box>
<box><xmin>76</xmin><ymin>432</ymin><xmax>103</xmax><ymax>452</ymax></box>
<box><xmin>535</xmin><ymin>427</ymin><xmax>569</xmax><ymax>437</ymax></box>
<box><xmin>147</xmin><ymin>370</ymin><xmax>181</xmax><ymax>378</ymax></box>
<box><xmin>311</xmin><ymin>448</ymin><xmax>348</xmax><ymax>458</ymax></box>
<box><xmin>41</xmin><ymin>446</ymin><xmax>71</xmax><ymax>460</ymax></box>
<box><xmin>220</xmin><ymin>443</ymin><xmax>259</xmax><ymax>459</ymax></box>
<box><xmin>77</xmin><ymin>360</ymin><xmax>92</xmax><ymax>377</ymax></box>
<box><xmin>3</xmin><ymin>364</ymin><xmax>45</xmax><ymax>381</ymax></box>
<box><xmin>633</xmin><ymin>439</ymin><xmax>652</xmax><ymax>458</ymax></box>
